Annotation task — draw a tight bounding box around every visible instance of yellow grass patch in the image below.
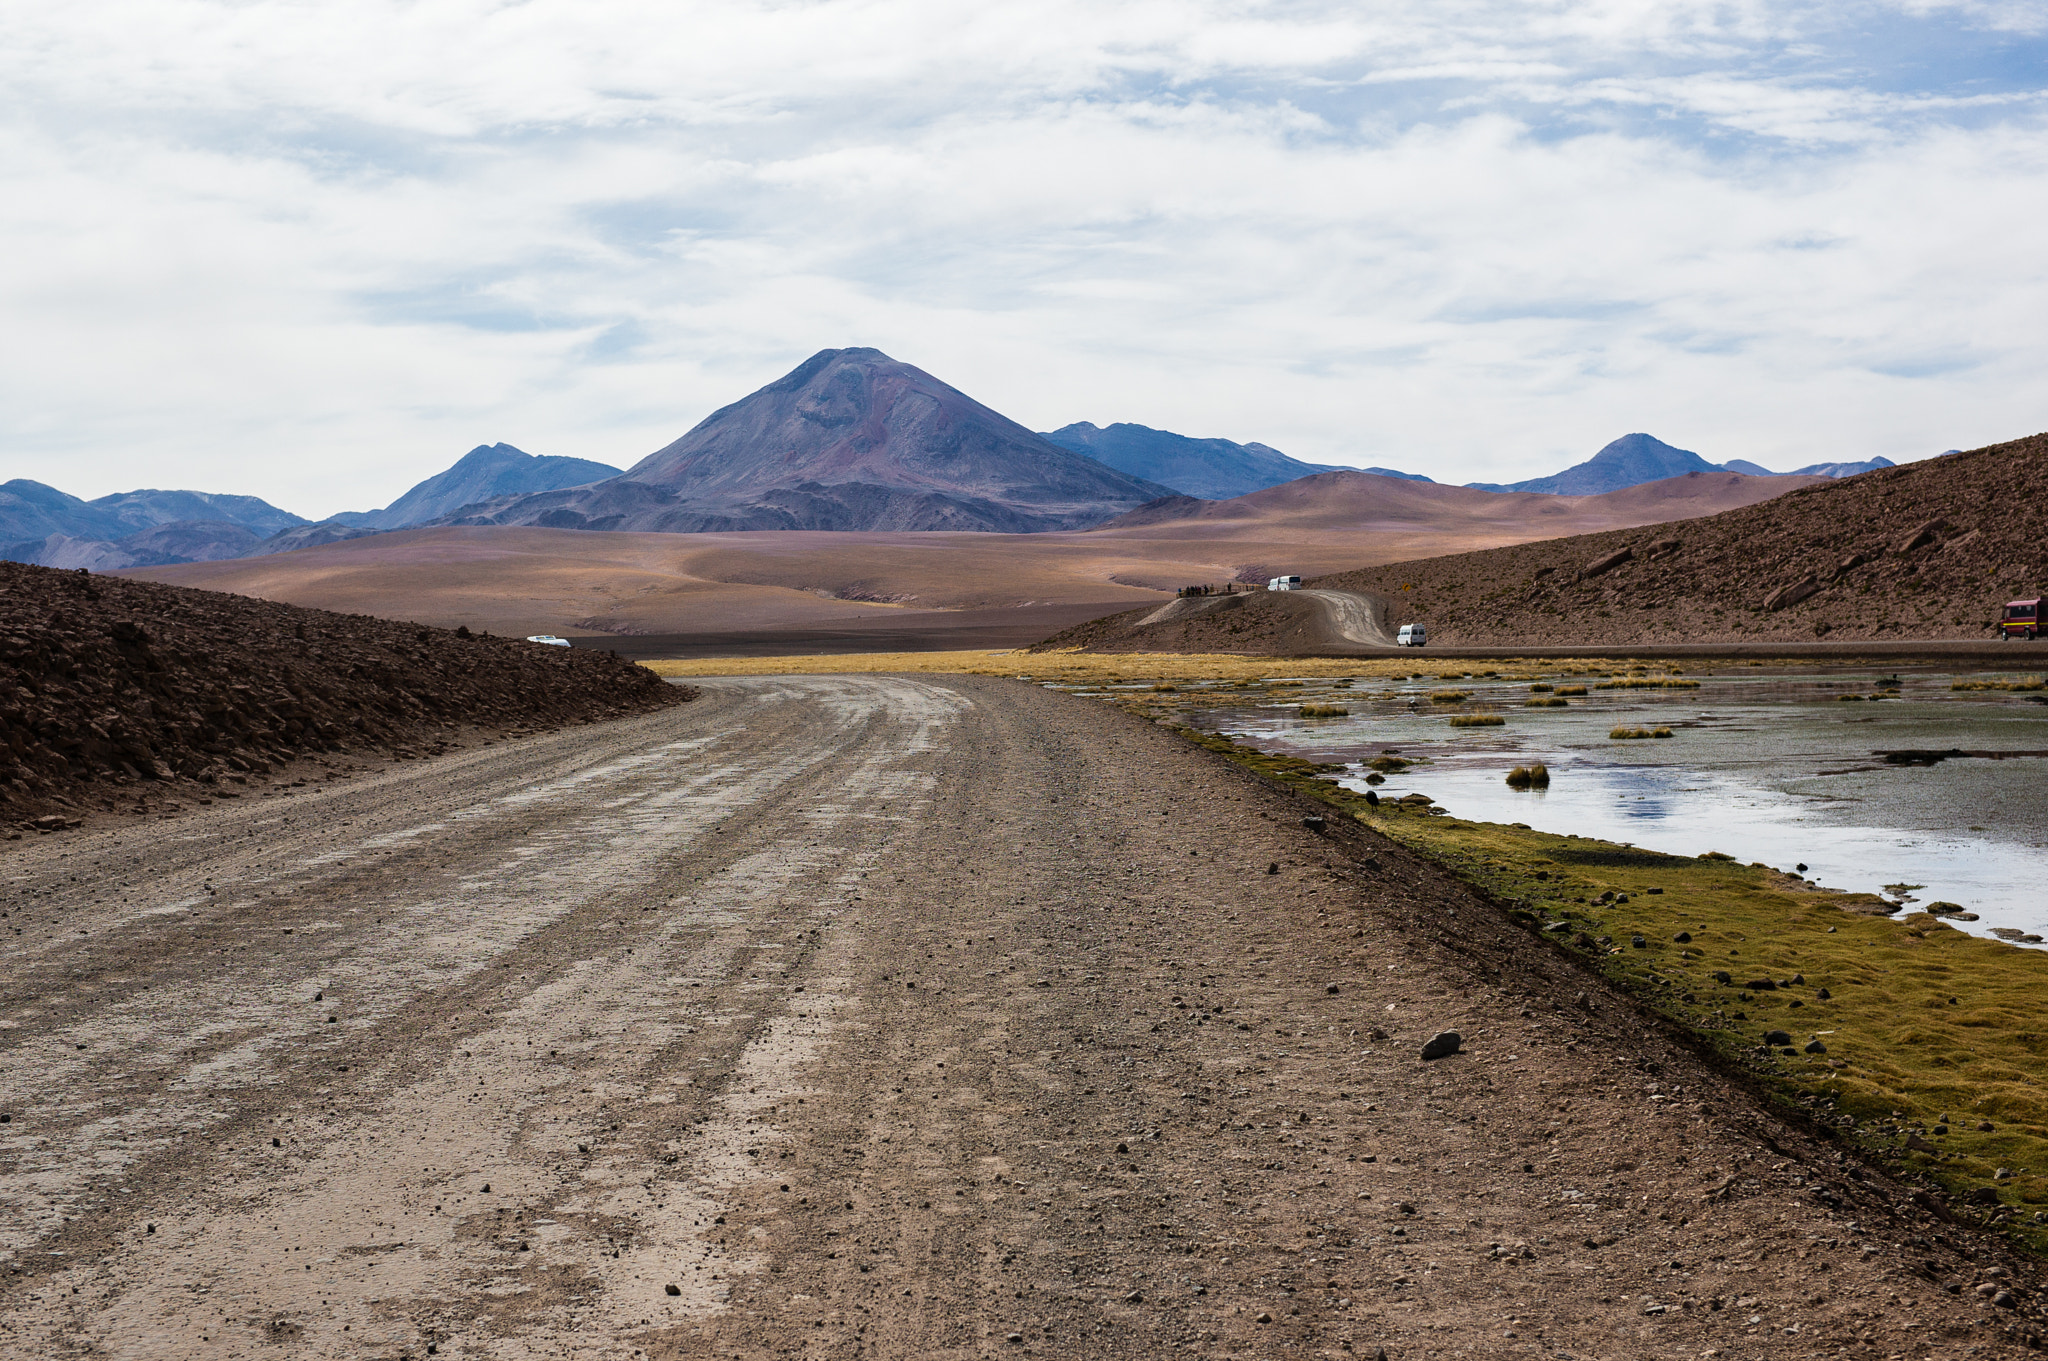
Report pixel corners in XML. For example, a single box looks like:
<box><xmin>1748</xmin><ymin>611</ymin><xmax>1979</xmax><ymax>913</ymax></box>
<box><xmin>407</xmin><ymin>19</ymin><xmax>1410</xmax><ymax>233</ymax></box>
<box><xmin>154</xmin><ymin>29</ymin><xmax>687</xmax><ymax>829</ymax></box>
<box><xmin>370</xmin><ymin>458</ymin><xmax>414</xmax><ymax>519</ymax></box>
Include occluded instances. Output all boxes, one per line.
<box><xmin>642</xmin><ymin>651</ymin><xmax>1659</xmax><ymax>684</ymax></box>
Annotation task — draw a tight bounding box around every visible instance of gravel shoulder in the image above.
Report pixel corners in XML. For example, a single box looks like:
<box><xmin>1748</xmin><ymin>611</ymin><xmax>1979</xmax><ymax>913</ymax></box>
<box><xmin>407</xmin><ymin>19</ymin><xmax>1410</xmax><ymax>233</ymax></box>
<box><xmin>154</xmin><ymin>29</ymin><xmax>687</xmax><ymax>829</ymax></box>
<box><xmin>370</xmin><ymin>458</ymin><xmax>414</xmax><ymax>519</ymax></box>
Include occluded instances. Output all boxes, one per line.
<box><xmin>0</xmin><ymin>676</ymin><xmax>2037</xmax><ymax>1358</ymax></box>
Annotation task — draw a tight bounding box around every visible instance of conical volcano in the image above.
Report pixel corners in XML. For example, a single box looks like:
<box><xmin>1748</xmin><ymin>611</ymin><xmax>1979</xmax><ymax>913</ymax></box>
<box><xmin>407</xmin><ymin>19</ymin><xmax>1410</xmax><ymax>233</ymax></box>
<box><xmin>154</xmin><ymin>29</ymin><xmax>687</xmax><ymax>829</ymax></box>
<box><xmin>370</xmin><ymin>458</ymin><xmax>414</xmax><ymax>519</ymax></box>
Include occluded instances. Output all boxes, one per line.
<box><xmin>444</xmin><ymin>348</ymin><xmax>1175</xmax><ymax>533</ymax></box>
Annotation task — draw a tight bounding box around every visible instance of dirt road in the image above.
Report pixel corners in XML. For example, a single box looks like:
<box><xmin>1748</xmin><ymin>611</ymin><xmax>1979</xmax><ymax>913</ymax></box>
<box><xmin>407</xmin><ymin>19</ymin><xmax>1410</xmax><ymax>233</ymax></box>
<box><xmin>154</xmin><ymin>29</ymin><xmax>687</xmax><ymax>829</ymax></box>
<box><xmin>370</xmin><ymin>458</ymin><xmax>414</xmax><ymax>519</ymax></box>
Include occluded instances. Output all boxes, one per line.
<box><xmin>1291</xmin><ymin>591</ymin><xmax>1394</xmax><ymax>648</ymax></box>
<box><xmin>0</xmin><ymin>677</ymin><xmax>2036</xmax><ymax>1358</ymax></box>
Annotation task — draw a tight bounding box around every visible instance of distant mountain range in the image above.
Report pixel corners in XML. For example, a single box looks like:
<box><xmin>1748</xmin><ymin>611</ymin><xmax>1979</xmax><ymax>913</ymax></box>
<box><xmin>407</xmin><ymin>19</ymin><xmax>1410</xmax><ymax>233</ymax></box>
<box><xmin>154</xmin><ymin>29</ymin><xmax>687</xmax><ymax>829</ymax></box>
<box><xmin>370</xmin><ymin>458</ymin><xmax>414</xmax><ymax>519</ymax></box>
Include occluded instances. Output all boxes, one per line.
<box><xmin>1</xmin><ymin>353</ymin><xmax>1917</xmax><ymax>572</ymax></box>
<box><xmin>331</xmin><ymin>443</ymin><xmax>621</xmax><ymax>529</ymax></box>
<box><xmin>1467</xmin><ymin>433</ymin><xmax>1894</xmax><ymax>495</ymax></box>
<box><xmin>1041</xmin><ymin>423</ymin><xmax>1345</xmax><ymax>499</ymax></box>
<box><xmin>0</xmin><ymin>445</ymin><xmax>622</xmax><ymax>572</ymax></box>
<box><xmin>437</xmin><ymin>349</ymin><xmax>1176</xmax><ymax>534</ymax></box>
<box><xmin>0</xmin><ymin>481</ymin><xmax>312</xmax><ymax>572</ymax></box>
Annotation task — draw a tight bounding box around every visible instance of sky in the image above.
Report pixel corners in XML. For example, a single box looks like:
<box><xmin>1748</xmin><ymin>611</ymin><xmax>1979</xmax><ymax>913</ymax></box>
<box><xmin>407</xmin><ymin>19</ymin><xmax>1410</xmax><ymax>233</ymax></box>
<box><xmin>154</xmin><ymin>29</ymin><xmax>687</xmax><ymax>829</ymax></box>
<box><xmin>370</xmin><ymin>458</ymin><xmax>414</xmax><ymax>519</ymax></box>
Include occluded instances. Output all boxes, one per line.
<box><xmin>3</xmin><ymin>0</ymin><xmax>2046</xmax><ymax>518</ymax></box>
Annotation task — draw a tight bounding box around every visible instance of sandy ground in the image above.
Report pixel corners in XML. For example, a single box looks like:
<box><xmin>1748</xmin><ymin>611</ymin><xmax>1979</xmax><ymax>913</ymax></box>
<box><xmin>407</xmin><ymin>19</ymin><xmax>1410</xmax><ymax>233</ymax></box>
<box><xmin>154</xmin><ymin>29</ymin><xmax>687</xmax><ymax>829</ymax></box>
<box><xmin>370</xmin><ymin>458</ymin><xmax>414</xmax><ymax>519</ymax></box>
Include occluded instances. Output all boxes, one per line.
<box><xmin>117</xmin><ymin>471</ymin><xmax>1810</xmax><ymax>645</ymax></box>
<box><xmin>0</xmin><ymin>678</ymin><xmax>2039</xmax><ymax>1359</ymax></box>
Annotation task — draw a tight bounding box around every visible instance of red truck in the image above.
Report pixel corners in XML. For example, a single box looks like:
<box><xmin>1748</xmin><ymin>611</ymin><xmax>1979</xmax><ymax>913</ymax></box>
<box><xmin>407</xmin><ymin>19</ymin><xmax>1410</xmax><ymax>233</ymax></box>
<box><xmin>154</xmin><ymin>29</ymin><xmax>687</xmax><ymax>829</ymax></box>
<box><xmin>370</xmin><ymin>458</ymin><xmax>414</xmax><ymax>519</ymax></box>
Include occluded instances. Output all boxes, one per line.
<box><xmin>1999</xmin><ymin>598</ymin><xmax>2043</xmax><ymax>640</ymax></box>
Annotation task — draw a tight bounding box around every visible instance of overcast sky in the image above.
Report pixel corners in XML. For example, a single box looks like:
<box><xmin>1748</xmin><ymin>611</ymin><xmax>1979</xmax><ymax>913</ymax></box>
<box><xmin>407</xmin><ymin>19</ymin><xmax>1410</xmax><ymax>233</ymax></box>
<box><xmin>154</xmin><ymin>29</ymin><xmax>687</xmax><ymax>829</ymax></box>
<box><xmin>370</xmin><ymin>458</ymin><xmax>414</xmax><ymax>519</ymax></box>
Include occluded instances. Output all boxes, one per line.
<box><xmin>4</xmin><ymin>0</ymin><xmax>2045</xmax><ymax>516</ymax></box>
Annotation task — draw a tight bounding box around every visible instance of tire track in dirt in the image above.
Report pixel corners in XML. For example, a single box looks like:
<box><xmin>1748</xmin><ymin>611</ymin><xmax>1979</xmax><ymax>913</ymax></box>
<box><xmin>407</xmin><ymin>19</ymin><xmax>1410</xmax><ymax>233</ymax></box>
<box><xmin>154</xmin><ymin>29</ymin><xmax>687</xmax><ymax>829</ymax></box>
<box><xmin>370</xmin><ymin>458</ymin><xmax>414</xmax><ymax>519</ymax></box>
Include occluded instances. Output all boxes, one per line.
<box><xmin>0</xmin><ymin>676</ymin><xmax>2039</xmax><ymax>1359</ymax></box>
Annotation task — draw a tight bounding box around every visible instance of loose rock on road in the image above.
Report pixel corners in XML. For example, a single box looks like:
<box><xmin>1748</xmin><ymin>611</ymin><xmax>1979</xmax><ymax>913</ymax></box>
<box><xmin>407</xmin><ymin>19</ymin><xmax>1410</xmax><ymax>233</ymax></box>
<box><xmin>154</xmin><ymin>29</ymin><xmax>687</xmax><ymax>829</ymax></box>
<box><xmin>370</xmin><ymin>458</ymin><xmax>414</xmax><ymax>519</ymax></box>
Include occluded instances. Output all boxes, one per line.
<box><xmin>0</xmin><ymin>676</ymin><xmax>2036</xmax><ymax>1357</ymax></box>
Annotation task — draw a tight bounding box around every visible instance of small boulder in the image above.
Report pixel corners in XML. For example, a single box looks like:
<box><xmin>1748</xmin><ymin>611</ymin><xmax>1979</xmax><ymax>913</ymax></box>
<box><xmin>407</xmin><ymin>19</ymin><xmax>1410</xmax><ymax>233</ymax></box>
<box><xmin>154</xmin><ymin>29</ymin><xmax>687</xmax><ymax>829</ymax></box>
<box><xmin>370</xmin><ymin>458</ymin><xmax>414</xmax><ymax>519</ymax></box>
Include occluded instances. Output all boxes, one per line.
<box><xmin>1583</xmin><ymin>546</ymin><xmax>1634</xmax><ymax>578</ymax></box>
<box><xmin>1762</xmin><ymin>1030</ymin><xmax>1793</xmax><ymax>1046</ymax></box>
<box><xmin>1804</xmin><ymin>1039</ymin><xmax>1827</xmax><ymax>1054</ymax></box>
<box><xmin>1763</xmin><ymin>575</ymin><xmax>1821</xmax><ymax>612</ymax></box>
<box><xmin>1892</xmin><ymin>519</ymin><xmax>1948</xmax><ymax>555</ymax></box>
<box><xmin>1420</xmin><ymin>1031</ymin><xmax>1462</xmax><ymax>1061</ymax></box>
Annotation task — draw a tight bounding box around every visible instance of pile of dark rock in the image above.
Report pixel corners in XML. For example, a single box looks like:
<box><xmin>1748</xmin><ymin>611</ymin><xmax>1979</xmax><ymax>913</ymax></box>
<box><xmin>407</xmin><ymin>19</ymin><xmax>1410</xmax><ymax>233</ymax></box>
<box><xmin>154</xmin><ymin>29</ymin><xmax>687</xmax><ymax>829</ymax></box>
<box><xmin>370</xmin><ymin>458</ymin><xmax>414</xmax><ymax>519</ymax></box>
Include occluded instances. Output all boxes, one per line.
<box><xmin>0</xmin><ymin>561</ymin><xmax>691</xmax><ymax>827</ymax></box>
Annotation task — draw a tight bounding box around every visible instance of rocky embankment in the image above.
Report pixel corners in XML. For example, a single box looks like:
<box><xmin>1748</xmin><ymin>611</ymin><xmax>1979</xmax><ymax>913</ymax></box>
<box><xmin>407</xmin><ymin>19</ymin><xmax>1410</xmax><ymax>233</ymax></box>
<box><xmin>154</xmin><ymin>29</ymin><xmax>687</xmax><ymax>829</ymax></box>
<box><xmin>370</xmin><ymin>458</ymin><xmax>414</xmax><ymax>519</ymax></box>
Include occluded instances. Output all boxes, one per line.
<box><xmin>0</xmin><ymin>561</ymin><xmax>689</xmax><ymax>829</ymax></box>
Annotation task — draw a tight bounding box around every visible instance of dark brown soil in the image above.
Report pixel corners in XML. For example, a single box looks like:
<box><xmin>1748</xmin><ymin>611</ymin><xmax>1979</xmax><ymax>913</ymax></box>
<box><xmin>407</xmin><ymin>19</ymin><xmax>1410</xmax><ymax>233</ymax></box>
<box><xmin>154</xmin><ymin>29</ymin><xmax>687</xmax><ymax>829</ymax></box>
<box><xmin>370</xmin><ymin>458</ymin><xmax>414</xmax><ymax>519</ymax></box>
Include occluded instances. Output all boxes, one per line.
<box><xmin>0</xmin><ymin>560</ymin><xmax>689</xmax><ymax>830</ymax></box>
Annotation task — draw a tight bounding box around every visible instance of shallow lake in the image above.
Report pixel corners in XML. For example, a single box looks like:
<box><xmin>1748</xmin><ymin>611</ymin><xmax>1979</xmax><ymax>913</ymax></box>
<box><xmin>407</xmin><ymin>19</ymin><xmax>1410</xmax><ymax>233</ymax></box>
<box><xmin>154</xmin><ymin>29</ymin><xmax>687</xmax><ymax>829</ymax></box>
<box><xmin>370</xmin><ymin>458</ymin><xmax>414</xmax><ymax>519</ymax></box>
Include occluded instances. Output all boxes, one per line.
<box><xmin>1154</xmin><ymin>669</ymin><xmax>2048</xmax><ymax>946</ymax></box>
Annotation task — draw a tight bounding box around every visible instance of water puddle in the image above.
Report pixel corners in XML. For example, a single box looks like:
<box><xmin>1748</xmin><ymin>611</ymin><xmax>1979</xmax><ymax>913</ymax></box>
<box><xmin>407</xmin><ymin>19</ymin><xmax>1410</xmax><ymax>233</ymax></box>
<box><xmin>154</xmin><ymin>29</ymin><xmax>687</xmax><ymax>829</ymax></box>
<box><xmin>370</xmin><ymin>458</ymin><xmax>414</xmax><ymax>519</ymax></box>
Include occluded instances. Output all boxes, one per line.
<box><xmin>1156</xmin><ymin>669</ymin><xmax>2048</xmax><ymax>945</ymax></box>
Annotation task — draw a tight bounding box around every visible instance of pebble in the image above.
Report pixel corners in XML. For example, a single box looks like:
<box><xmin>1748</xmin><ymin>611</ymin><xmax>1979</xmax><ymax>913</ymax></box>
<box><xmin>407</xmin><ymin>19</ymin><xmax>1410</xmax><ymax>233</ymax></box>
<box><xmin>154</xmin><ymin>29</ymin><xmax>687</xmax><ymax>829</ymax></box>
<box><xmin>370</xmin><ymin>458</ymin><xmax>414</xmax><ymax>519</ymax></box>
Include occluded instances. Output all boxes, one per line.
<box><xmin>665</xmin><ymin>1284</ymin><xmax>681</xmax><ymax>1296</ymax></box>
<box><xmin>1674</xmin><ymin>931</ymin><xmax>1692</xmax><ymax>943</ymax></box>
<box><xmin>1420</xmin><ymin>1031</ymin><xmax>1461</xmax><ymax>1061</ymax></box>
<box><xmin>1267</xmin><ymin>863</ymin><xmax>1280</xmax><ymax>875</ymax></box>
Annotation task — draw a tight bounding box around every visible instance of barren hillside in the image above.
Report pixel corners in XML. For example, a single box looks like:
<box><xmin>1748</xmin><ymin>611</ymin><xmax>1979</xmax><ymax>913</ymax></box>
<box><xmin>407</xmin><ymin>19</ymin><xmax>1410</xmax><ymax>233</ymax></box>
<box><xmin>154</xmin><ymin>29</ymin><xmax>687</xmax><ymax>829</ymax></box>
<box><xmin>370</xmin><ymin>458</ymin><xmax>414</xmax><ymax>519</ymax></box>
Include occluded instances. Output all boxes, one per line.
<box><xmin>1044</xmin><ymin>435</ymin><xmax>2045</xmax><ymax>653</ymax></box>
<box><xmin>1324</xmin><ymin>434</ymin><xmax>2044</xmax><ymax>647</ymax></box>
<box><xmin>0</xmin><ymin>561</ymin><xmax>684</xmax><ymax>828</ymax></box>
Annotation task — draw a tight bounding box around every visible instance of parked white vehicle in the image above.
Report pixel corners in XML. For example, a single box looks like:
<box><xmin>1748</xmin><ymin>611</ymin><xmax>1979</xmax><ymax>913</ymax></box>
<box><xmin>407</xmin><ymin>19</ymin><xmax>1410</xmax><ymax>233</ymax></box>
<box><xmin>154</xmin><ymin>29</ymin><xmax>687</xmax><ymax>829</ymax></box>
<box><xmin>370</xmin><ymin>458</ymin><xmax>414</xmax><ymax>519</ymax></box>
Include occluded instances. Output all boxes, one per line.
<box><xmin>1266</xmin><ymin>575</ymin><xmax>1302</xmax><ymax>591</ymax></box>
<box><xmin>1396</xmin><ymin>623</ymin><xmax>1427</xmax><ymax>647</ymax></box>
<box><xmin>525</xmin><ymin>635</ymin><xmax>572</xmax><ymax>648</ymax></box>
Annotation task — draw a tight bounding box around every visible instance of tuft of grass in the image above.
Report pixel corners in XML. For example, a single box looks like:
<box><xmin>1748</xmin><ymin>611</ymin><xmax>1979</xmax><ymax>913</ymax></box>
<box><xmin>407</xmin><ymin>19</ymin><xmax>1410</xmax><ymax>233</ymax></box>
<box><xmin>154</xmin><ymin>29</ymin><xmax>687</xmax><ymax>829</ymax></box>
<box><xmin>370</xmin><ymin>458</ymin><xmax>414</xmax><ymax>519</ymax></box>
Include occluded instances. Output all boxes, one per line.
<box><xmin>1611</xmin><ymin>725</ymin><xmax>1674</xmax><ymax>739</ymax></box>
<box><xmin>1555</xmin><ymin>685</ymin><xmax>1588</xmax><ymax>696</ymax></box>
<box><xmin>1299</xmin><ymin>703</ymin><xmax>1350</xmax><ymax>718</ymax></box>
<box><xmin>1449</xmin><ymin>713</ymin><xmax>1506</xmax><ymax>727</ymax></box>
<box><xmin>1505</xmin><ymin>762</ymin><xmax>1551</xmax><ymax>788</ymax></box>
<box><xmin>1526</xmin><ymin>697</ymin><xmax>1569</xmax><ymax>707</ymax></box>
<box><xmin>1596</xmin><ymin>678</ymin><xmax>1703</xmax><ymax>690</ymax></box>
<box><xmin>1953</xmin><ymin>676</ymin><xmax>2046</xmax><ymax>692</ymax></box>
<box><xmin>1428</xmin><ymin>690</ymin><xmax>1470</xmax><ymax>704</ymax></box>
<box><xmin>1529</xmin><ymin>683</ymin><xmax>1554</xmax><ymax>693</ymax></box>
<box><xmin>1150</xmin><ymin>682</ymin><xmax>1178</xmax><ymax>692</ymax></box>
<box><xmin>1366</xmin><ymin>756</ymin><xmax>1409</xmax><ymax>772</ymax></box>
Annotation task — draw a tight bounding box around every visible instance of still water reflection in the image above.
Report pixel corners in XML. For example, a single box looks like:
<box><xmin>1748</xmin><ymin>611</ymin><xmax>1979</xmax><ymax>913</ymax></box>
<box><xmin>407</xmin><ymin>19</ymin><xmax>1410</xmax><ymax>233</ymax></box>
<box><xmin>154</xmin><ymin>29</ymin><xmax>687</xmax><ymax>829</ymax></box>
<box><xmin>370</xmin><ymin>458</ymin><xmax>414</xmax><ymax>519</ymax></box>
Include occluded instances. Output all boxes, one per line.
<box><xmin>1173</xmin><ymin>669</ymin><xmax>2048</xmax><ymax>945</ymax></box>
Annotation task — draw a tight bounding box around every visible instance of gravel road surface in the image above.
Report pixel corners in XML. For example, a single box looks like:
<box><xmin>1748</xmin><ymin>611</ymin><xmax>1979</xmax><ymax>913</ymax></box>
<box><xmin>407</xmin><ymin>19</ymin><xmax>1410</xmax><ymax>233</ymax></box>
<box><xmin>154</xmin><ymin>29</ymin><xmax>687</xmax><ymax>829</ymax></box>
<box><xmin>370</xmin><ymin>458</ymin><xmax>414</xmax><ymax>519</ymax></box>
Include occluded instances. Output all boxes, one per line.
<box><xmin>0</xmin><ymin>676</ymin><xmax>2036</xmax><ymax>1358</ymax></box>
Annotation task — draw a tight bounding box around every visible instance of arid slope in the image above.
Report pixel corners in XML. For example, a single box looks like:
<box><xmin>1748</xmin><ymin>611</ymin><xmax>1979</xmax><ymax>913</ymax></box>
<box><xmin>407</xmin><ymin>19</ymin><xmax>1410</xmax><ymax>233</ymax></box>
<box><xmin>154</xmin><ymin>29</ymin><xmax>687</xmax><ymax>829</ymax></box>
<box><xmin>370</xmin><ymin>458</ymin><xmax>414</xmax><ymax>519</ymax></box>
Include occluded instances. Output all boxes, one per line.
<box><xmin>0</xmin><ymin>560</ymin><xmax>683</xmax><ymax>828</ymax></box>
<box><xmin>1321</xmin><ymin>435</ymin><xmax>2046</xmax><ymax>647</ymax></box>
<box><xmin>1043</xmin><ymin>436</ymin><xmax>2043</xmax><ymax>652</ymax></box>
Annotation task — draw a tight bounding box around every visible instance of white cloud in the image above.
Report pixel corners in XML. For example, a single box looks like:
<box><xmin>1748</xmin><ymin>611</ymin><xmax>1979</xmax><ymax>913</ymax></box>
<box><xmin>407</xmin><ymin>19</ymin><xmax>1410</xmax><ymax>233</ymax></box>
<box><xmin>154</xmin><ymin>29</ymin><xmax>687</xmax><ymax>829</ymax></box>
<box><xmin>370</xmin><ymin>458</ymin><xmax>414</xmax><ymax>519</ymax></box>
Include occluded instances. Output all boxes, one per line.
<box><xmin>0</xmin><ymin>0</ymin><xmax>2044</xmax><ymax>513</ymax></box>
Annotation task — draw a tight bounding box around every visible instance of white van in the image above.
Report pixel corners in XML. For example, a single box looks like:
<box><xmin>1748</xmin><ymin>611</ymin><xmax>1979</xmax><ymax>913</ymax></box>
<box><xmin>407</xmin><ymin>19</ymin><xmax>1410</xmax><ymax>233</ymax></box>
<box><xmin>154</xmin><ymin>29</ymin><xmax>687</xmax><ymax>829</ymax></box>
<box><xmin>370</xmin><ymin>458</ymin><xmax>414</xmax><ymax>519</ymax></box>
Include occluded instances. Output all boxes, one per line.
<box><xmin>1396</xmin><ymin>623</ymin><xmax>1427</xmax><ymax>647</ymax></box>
<box><xmin>525</xmin><ymin>635</ymin><xmax>572</xmax><ymax>648</ymax></box>
<box><xmin>1266</xmin><ymin>575</ymin><xmax>1302</xmax><ymax>591</ymax></box>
